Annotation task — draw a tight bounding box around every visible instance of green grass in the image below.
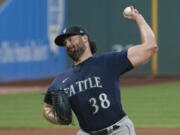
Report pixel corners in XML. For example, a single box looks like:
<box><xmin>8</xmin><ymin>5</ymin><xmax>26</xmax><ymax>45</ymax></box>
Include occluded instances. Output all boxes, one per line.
<box><xmin>0</xmin><ymin>81</ymin><xmax>180</xmax><ymax>128</ymax></box>
<box><xmin>0</xmin><ymin>92</ymin><xmax>61</xmax><ymax>128</ymax></box>
<box><xmin>122</xmin><ymin>81</ymin><xmax>180</xmax><ymax>128</ymax></box>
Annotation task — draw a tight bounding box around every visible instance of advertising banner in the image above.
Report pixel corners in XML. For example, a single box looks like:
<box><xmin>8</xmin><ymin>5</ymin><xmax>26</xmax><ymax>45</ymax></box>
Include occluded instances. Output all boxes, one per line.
<box><xmin>0</xmin><ymin>0</ymin><xmax>67</xmax><ymax>82</ymax></box>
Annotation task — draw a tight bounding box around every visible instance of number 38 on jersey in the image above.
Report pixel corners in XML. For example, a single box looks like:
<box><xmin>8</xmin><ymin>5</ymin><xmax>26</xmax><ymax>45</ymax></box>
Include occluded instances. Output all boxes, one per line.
<box><xmin>89</xmin><ymin>93</ymin><xmax>111</xmax><ymax>114</ymax></box>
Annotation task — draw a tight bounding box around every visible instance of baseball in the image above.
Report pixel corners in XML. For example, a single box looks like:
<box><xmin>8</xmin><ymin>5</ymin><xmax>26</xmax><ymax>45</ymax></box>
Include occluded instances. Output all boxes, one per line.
<box><xmin>123</xmin><ymin>6</ymin><xmax>132</xmax><ymax>16</ymax></box>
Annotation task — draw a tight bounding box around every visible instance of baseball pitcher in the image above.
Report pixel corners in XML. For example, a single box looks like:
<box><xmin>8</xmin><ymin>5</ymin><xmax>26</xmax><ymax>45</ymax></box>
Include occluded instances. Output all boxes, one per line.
<box><xmin>43</xmin><ymin>6</ymin><xmax>158</xmax><ymax>135</ymax></box>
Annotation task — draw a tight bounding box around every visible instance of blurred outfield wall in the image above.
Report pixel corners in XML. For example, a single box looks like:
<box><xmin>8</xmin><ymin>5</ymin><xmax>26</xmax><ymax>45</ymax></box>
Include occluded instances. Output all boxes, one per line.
<box><xmin>0</xmin><ymin>0</ymin><xmax>67</xmax><ymax>82</ymax></box>
<box><xmin>0</xmin><ymin>0</ymin><xmax>180</xmax><ymax>82</ymax></box>
<box><xmin>68</xmin><ymin>0</ymin><xmax>180</xmax><ymax>75</ymax></box>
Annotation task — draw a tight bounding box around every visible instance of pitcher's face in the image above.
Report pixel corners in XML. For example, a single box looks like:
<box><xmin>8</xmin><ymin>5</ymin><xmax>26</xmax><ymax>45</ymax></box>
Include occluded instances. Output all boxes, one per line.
<box><xmin>64</xmin><ymin>35</ymin><xmax>87</xmax><ymax>62</ymax></box>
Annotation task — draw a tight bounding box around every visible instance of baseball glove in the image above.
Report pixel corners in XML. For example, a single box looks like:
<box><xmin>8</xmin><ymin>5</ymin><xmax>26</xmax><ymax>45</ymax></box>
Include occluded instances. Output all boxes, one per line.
<box><xmin>51</xmin><ymin>90</ymin><xmax>72</xmax><ymax>125</ymax></box>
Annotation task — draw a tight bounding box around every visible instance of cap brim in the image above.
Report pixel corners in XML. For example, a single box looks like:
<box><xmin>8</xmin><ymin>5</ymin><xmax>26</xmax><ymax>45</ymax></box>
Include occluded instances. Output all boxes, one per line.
<box><xmin>54</xmin><ymin>34</ymin><xmax>75</xmax><ymax>46</ymax></box>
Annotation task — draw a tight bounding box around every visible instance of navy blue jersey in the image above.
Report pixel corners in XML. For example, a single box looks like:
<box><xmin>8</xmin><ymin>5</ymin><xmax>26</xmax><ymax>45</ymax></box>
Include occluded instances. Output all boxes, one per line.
<box><xmin>44</xmin><ymin>49</ymin><xmax>133</xmax><ymax>132</ymax></box>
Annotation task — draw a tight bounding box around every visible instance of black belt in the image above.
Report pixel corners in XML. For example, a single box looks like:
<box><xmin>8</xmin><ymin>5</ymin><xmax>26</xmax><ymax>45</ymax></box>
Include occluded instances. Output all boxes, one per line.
<box><xmin>90</xmin><ymin>125</ymin><xmax>120</xmax><ymax>135</ymax></box>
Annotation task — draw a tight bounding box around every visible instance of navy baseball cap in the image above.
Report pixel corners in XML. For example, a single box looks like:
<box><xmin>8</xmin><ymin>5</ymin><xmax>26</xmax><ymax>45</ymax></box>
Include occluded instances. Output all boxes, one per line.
<box><xmin>55</xmin><ymin>26</ymin><xmax>88</xmax><ymax>46</ymax></box>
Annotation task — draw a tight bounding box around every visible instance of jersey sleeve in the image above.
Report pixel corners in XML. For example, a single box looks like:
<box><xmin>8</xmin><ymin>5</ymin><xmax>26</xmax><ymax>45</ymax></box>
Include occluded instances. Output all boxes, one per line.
<box><xmin>43</xmin><ymin>73</ymin><xmax>64</xmax><ymax>105</ymax></box>
<box><xmin>105</xmin><ymin>49</ymin><xmax>133</xmax><ymax>76</ymax></box>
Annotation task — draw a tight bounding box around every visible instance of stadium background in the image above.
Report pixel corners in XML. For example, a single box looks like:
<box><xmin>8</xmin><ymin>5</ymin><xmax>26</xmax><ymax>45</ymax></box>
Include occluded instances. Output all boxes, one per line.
<box><xmin>0</xmin><ymin>0</ymin><xmax>180</xmax><ymax>135</ymax></box>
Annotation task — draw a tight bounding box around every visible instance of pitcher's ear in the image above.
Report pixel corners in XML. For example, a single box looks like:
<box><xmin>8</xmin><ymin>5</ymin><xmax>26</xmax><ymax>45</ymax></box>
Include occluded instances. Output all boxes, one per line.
<box><xmin>81</xmin><ymin>35</ymin><xmax>88</xmax><ymax>42</ymax></box>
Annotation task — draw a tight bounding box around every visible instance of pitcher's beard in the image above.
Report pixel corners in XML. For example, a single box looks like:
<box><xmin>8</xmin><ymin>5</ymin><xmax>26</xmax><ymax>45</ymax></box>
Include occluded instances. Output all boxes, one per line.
<box><xmin>67</xmin><ymin>47</ymin><xmax>85</xmax><ymax>62</ymax></box>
